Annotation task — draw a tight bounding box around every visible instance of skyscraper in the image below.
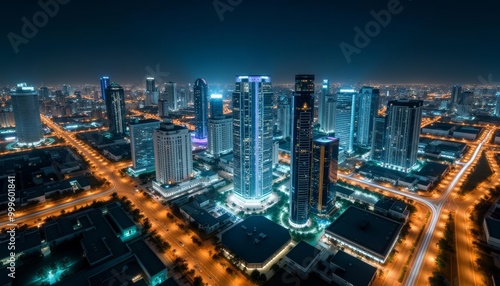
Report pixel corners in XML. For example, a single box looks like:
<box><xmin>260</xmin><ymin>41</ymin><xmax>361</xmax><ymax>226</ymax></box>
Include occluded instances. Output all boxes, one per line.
<box><xmin>145</xmin><ymin>77</ymin><xmax>159</xmax><ymax>106</ymax></box>
<box><xmin>457</xmin><ymin>91</ymin><xmax>473</xmax><ymax>117</ymax></box>
<box><xmin>100</xmin><ymin>76</ymin><xmax>110</xmax><ymax>101</ymax></box>
<box><xmin>153</xmin><ymin>122</ymin><xmax>192</xmax><ymax>184</ymax></box>
<box><xmin>163</xmin><ymin>82</ymin><xmax>178</xmax><ymax>111</ymax></box>
<box><xmin>10</xmin><ymin>83</ymin><xmax>44</xmax><ymax>146</ymax></box>
<box><xmin>310</xmin><ymin>137</ymin><xmax>338</xmax><ymax>216</ymax></box>
<box><xmin>451</xmin><ymin>84</ymin><xmax>462</xmax><ymax>106</ymax></box>
<box><xmin>318</xmin><ymin>79</ymin><xmax>336</xmax><ymax>135</ymax></box>
<box><xmin>371</xmin><ymin>116</ymin><xmax>386</xmax><ymax>162</ymax></box>
<box><xmin>495</xmin><ymin>92</ymin><xmax>500</xmax><ymax>117</ymax></box>
<box><xmin>232</xmin><ymin>75</ymin><xmax>273</xmax><ymax>201</ymax></box>
<box><xmin>210</xmin><ymin>94</ymin><xmax>223</xmax><ymax>118</ymax></box>
<box><xmin>193</xmin><ymin>78</ymin><xmax>209</xmax><ymax>139</ymax></box>
<box><xmin>383</xmin><ymin>100</ymin><xmax>423</xmax><ymax>172</ymax></box>
<box><xmin>276</xmin><ymin>95</ymin><xmax>291</xmax><ymax>138</ymax></box>
<box><xmin>289</xmin><ymin>74</ymin><xmax>315</xmax><ymax>227</ymax></box>
<box><xmin>129</xmin><ymin>119</ymin><xmax>160</xmax><ymax>176</ymax></box>
<box><xmin>335</xmin><ymin>88</ymin><xmax>357</xmax><ymax>153</ymax></box>
<box><xmin>357</xmin><ymin>87</ymin><xmax>380</xmax><ymax>148</ymax></box>
<box><xmin>105</xmin><ymin>83</ymin><xmax>127</xmax><ymax>136</ymax></box>
<box><xmin>208</xmin><ymin>115</ymin><xmax>233</xmax><ymax>158</ymax></box>
<box><xmin>146</xmin><ymin>77</ymin><xmax>155</xmax><ymax>92</ymax></box>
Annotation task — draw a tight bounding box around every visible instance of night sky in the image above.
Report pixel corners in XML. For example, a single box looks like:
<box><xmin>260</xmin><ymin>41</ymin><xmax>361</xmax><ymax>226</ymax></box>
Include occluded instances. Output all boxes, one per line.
<box><xmin>1</xmin><ymin>0</ymin><xmax>499</xmax><ymax>85</ymax></box>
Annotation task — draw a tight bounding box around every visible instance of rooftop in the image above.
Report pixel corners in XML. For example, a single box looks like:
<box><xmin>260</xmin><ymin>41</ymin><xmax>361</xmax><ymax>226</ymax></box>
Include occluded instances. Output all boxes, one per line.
<box><xmin>326</xmin><ymin>206</ymin><xmax>403</xmax><ymax>258</ymax></box>
<box><xmin>285</xmin><ymin>241</ymin><xmax>321</xmax><ymax>268</ymax></box>
<box><xmin>107</xmin><ymin>204</ymin><xmax>136</xmax><ymax>231</ymax></box>
<box><xmin>221</xmin><ymin>216</ymin><xmax>291</xmax><ymax>264</ymax></box>
<box><xmin>127</xmin><ymin>239</ymin><xmax>167</xmax><ymax>276</ymax></box>
<box><xmin>415</xmin><ymin>162</ymin><xmax>449</xmax><ymax>178</ymax></box>
<box><xmin>329</xmin><ymin>250</ymin><xmax>377</xmax><ymax>286</ymax></box>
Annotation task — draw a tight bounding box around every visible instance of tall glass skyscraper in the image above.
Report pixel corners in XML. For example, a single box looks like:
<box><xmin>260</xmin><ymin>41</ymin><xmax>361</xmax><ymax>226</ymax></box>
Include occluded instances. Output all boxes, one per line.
<box><xmin>318</xmin><ymin>79</ymin><xmax>336</xmax><ymax>135</ymax></box>
<box><xmin>210</xmin><ymin>94</ymin><xmax>223</xmax><ymax>118</ymax></box>
<box><xmin>232</xmin><ymin>75</ymin><xmax>274</xmax><ymax>201</ymax></box>
<box><xmin>100</xmin><ymin>76</ymin><xmax>110</xmax><ymax>101</ymax></box>
<box><xmin>276</xmin><ymin>95</ymin><xmax>291</xmax><ymax>138</ymax></box>
<box><xmin>105</xmin><ymin>83</ymin><xmax>127</xmax><ymax>136</ymax></box>
<box><xmin>208</xmin><ymin>115</ymin><xmax>233</xmax><ymax>158</ymax></box>
<box><xmin>163</xmin><ymin>82</ymin><xmax>178</xmax><ymax>111</ymax></box>
<box><xmin>357</xmin><ymin>86</ymin><xmax>380</xmax><ymax>148</ymax></box>
<box><xmin>495</xmin><ymin>92</ymin><xmax>500</xmax><ymax>117</ymax></box>
<box><xmin>10</xmin><ymin>83</ymin><xmax>44</xmax><ymax>146</ymax></box>
<box><xmin>145</xmin><ymin>77</ymin><xmax>159</xmax><ymax>106</ymax></box>
<box><xmin>451</xmin><ymin>84</ymin><xmax>462</xmax><ymax>106</ymax></box>
<box><xmin>129</xmin><ymin>119</ymin><xmax>160</xmax><ymax>176</ymax></box>
<box><xmin>289</xmin><ymin>74</ymin><xmax>315</xmax><ymax>227</ymax></box>
<box><xmin>311</xmin><ymin>137</ymin><xmax>338</xmax><ymax>216</ymax></box>
<box><xmin>193</xmin><ymin>78</ymin><xmax>208</xmax><ymax>139</ymax></box>
<box><xmin>371</xmin><ymin>116</ymin><xmax>386</xmax><ymax>162</ymax></box>
<box><xmin>335</xmin><ymin>88</ymin><xmax>357</xmax><ymax>153</ymax></box>
<box><xmin>383</xmin><ymin>100</ymin><xmax>423</xmax><ymax>172</ymax></box>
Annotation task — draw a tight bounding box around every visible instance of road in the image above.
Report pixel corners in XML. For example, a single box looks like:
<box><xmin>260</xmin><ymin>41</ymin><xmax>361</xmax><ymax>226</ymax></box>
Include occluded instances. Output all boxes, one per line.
<box><xmin>38</xmin><ymin>115</ymin><xmax>251</xmax><ymax>286</ymax></box>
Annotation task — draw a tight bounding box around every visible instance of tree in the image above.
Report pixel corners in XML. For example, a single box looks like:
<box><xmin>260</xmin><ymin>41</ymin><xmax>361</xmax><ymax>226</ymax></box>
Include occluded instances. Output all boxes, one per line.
<box><xmin>193</xmin><ymin>276</ymin><xmax>204</xmax><ymax>286</ymax></box>
<box><xmin>250</xmin><ymin>269</ymin><xmax>260</xmax><ymax>281</ymax></box>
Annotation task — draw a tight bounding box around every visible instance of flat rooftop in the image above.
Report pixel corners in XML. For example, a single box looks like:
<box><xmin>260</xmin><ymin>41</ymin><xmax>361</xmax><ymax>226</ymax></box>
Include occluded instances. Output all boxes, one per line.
<box><xmin>330</xmin><ymin>251</ymin><xmax>377</xmax><ymax>286</ymax></box>
<box><xmin>128</xmin><ymin>239</ymin><xmax>166</xmax><ymax>276</ymax></box>
<box><xmin>285</xmin><ymin>241</ymin><xmax>320</xmax><ymax>268</ymax></box>
<box><xmin>422</xmin><ymin>122</ymin><xmax>456</xmax><ymax>131</ymax></box>
<box><xmin>326</xmin><ymin>206</ymin><xmax>403</xmax><ymax>258</ymax></box>
<box><xmin>221</xmin><ymin>216</ymin><xmax>291</xmax><ymax>264</ymax></box>
<box><xmin>415</xmin><ymin>161</ymin><xmax>449</xmax><ymax>178</ymax></box>
<box><xmin>107</xmin><ymin>204</ymin><xmax>136</xmax><ymax>231</ymax></box>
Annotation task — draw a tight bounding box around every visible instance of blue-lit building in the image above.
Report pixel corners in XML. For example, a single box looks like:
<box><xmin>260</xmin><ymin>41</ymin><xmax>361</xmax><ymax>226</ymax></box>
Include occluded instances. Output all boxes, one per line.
<box><xmin>193</xmin><ymin>78</ymin><xmax>208</xmax><ymax>139</ymax></box>
<box><xmin>318</xmin><ymin>79</ymin><xmax>336</xmax><ymax>135</ymax></box>
<box><xmin>371</xmin><ymin>116</ymin><xmax>386</xmax><ymax>162</ymax></box>
<box><xmin>495</xmin><ymin>92</ymin><xmax>500</xmax><ymax>117</ymax></box>
<box><xmin>232</xmin><ymin>75</ymin><xmax>274</xmax><ymax>201</ymax></box>
<box><xmin>289</xmin><ymin>74</ymin><xmax>315</xmax><ymax>227</ymax></box>
<box><xmin>104</xmin><ymin>83</ymin><xmax>127</xmax><ymax>136</ymax></box>
<box><xmin>335</xmin><ymin>88</ymin><xmax>357</xmax><ymax>154</ymax></box>
<box><xmin>129</xmin><ymin>119</ymin><xmax>160</xmax><ymax>176</ymax></box>
<box><xmin>311</xmin><ymin>137</ymin><xmax>338</xmax><ymax>216</ymax></box>
<box><xmin>10</xmin><ymin>83</ymin><xmax>44</xmax><ymax>146</ymax></box>
<box><xmin>100</xmin><ymin>76</ymin><xmax>110</xmax><ymax>101</ymax></box>
<box><xmin>210</xmin><ymin>93</ymin><xmax>223</xmax><ymax>118</ymax></box>
<box><xmin>357</xmin><ymin>86</ymin><xmax>380</xmax><ymax>148</ymax></box>
<box><xmin>383</xmin><ymin>100</ymin><xmax>423</xmax><ymax>172</ymax></box>
<box><xmin>276</xmin><ymin>95</ymin><xmax>291</xmax><ymax>138</ymax></box>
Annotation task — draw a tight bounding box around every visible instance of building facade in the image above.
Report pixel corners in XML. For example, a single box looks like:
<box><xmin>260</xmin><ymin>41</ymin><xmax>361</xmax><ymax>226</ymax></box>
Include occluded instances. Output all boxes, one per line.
<box><xmin>105</xmin><ymin>83</ymin><xmax>127</xmax><ymax>136</ymax></box>
<box><xmin>10</xmin><ymin>83</ymin><xmax>44</xmax><ymax>146</ymax></box>
<box><xmin>193</xmin><ymin>78</ymin><xmax>209</xmax><ymax>139</ymax></box>
<box><xmin>318</xmin><ymin>79</ymin><xmax>336</xmax><ymax>135</ymax></box>
<box><xmin>310</xmin><ymin>137</ymin><xmax>338</xmax><ymax>216</ymax></box>
<box><xmin>357</xmin><ymin>87</ymin><xmax>379</xmax><ymax>148</ymax></box>
<box><xmin>129</xmin><ymin>119</ymin><xmax>160</xmax><ymax>175</ymax></box>
<box><xmin>100</xmin><ymin>76</ymin><xmax>110</xmax><ymax>101</ymax></box>
<box><xmin>210</xmin><ymin>94</ymin><xmax>223</xmax><ymax>118</ymax></box>
<box><xmin>383</xmin><ymin>100</ymin><xmax>423</xmax><ymax>172</ymax></box>
<box><xmin>335</xmin><ymin>88</ymin><xmax>357</xmax><ymax>153</ymax></box>
<box><xmin>208</xmin><ymin>115</ymin><xmax>233</xmax><ymax>158</ymax></box>
<box><xmin>289</xmin><ymin>74</ymin><xmax>315</xmax><ymax>227</ymax></box>
<box><xmin>232</xmin><ymin>75</ymin><xmax>274</xmax><ymax>201</ymax></box>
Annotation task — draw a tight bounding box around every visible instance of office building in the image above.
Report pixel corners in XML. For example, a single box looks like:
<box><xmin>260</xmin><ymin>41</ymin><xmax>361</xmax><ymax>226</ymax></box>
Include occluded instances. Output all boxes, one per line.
<box><xmin>153</xmin><ymin>122</ymin><xmax>192</xmax><ymax>184</ymax></box>
<box><xmin>289</xmin><ymin>74</ymin><xmax>315</xmax><ymax>227</ymax></box>
<box><xmin>318</xmin><ymin>79</ymin><xmax>336</xmax><ymax>135</ymax></box>
<box><xmin>310</xmin><ymin>137</ymin><xmax>338</xmax><ymax>216</ymax></box>
<box><xmin>451</xmin><ymin>84</ymin><xmax>462</xmax><ymax>106</ymax></box>
<box><xmin>383</xmin><ymin>99</ymin><xmax>423</xmax><ymax>172</ymax></box>
<box><xmin>129</xmin><ymin>119</ymin><xmax>160</xmax><ymax>176</ymax></box>
<box><xmin>208</xmin><ymin>115</ymin><xmax>233</xmax><ymax>158</ymax></box>
<box><xmin>456</xmin><ymin>90</ymin><xmax>474</xmax><ymax>117</ymax></box>
<box><xmin>210</xmin><ymin>94</ymin><xmax>224</xmax><ymax>118</ymax></box>
<box><xmin>276</xmin><ymin>95</ymin><xmax>291</xmax><ymax>138</ymax></box>
<box><xmin>158</xmin><ymin>99</ymin><xmax>169</xmax><ymax>120</ymax></box>
<box><xmin>145</xmin><ymin>77</ymin><xmax>159</xmax><ymax>106</ymax></box>
<box><xmin>163</xmin><ymin>82</ymin><xmax>178</xmax><ymax>111</ymax></box>
<box><xmin>232</xmin><ymin>75</ymin><xmax>274</xmax><ymax>201</ymax></box>
<box><xmin>10</xmin><ymin>83</ymin><xmax>44</xmax><ymax>146</ymax></box>
<box><xmin>371</xmin><ymin>116</ymin><xmax>386</xmax><ymax>162</ymax></box>
<box><xmin>357</xmin><ymin>87</ymin><xmax>380</xmax><ymax>148</ymax></box>
<box><xmin>335</xmin><ymin>88</ymin><xmax>357</xmax><ymax>153</ymax></box>
<box><xmin>495</xmin><ymin>92</ymin><xmax>500</xmax><ymax>117</ymax></box>
<box><xmin>100</xmin><ymin>76</ymin><xmax>110</xmax><ymax>101</ymax></box>
<box><xmin>104</xmin><ymin>82</ymin><xmax>127</xmax><ymax>136</ymax></box>
<box><xmin>193</xmin><ymin>78</ymin><xmax>209</xmax><ymax>139</ymax></box>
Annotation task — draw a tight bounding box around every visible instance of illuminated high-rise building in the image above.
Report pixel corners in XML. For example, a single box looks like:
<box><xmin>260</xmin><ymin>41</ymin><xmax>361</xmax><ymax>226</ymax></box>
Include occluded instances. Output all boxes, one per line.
<box><xmin>310</xmin><ymin>137</ymin><xmax>338</xmax><ymax>216</ymax></box>
<box><xmin>145</xmin><ymin>77</ymin><xmax>159</xmax><ymax>106</ymax></box>
<box><xmin>495</xmin><ymin>92</ymin><xmax>500</xmax><ymax>117</ymax></box>
<box><xmin>208</xmin><ymin>115</ymin><xmax>233</xmax><ymax>158</ymax></box>
<box><xmin>335</xmin><ymin>88</ymin><xmax>357</xmax><ymax>153</ymax></box>
<box><xmin>153</xmin><ymin>122</ymin><xmax>192</xmax><ymax>184</ymax></box>
<box><xmin>100</xmin><ymin>76</ymin><xmax>110</xmax><ymax>101</ymax></box>
<box><xmin>10</xmin><ymin>83</ymin><xmax>44</xmax><ymax>146</ymax></box>
<box><xmin>105</xmin><ymin>83</ymin><xmax>127</xmax><ymax>136</ymax></box>
<box><xmin>318</xmin><ymin>79</ymin><xmax>336</xmax><ymax>135</ymax></box>
<box><xmin>129</xmin><ymin>119</ymin><xmax>160</xmax><ymax>176</ymax></box>
<box><xmin>162</xmin><ymin>82</ymin><xmax>178</xmax><ymax>111</ymax></box>
<box><xmin>289</xmin><ymin>74</ymin><xmax>315</xmax><ymax>227</ymax></box>
<box><xmin>232</xmin><ymin>75</ymin><xmax>273</xmax><ymax>201</ymax></box>
<box><xmin>276</xmin><ymin>95</ymin><xmax>291</xmax><ymax>138</ymax></box>
<box><xmin>193</xmin><ymin>78</ymin><xmax>208</xmax><ymax>139</ymax></box>
<box><xmin>210</xmin><ymin>94</ymin><xmax>223</xmax><ymax>118</ymax></box>
<box><xmin>357</xmin><ymin>86</ymin><xmax>380</xmax><ymax>148</ymax></box>
<box><xmin>371</xmin><ymin>116</ymin><xmax>386</xmax><ymax>162</ymax></box>
<box><xmin>451</xmin><ymin>84</ymin><xmax>462</xmax><ymax>106</ymax></box>
<box><xmin>383</xmin><ymin>99</ymin><xmax>423</xmax><ymax>172</ymax></box>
